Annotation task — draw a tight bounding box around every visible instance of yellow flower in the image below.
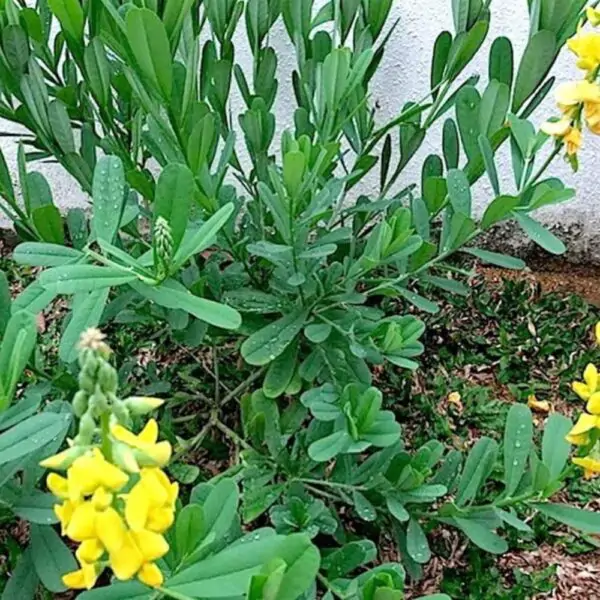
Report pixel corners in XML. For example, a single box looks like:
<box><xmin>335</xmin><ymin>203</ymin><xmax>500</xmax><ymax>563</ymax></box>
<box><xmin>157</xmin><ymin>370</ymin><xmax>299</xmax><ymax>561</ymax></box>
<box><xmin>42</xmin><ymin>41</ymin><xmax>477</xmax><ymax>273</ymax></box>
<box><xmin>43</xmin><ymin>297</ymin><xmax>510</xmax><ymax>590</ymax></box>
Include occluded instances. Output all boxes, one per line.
<box><xmin>527</xmin><ymin>395</ymin><xmax>551</xmax><ymax>414</ymax></box>
<box><xmin>566</xmin><ymin>413</ymin><xmax>600</xmax><ymax>446</ymax></box>
<box><xmin>138</xmin><ymin>562</ymin><xmax>164</xmax><ymax>587</ymax></box>
<box><xmin>588</xmin><ymin>7</ymin><xmax>600</xmax><ymax>27</ymax></box>
<box><xmin>66</xmin><ymin>449</ymin><xmax>129</xmax><ymax>501</ymax></box>
<box><xmin>564</xmin><ymin>127</ymin><xmax>583</xmax><ymax>156</ymax></box>
<box><xmin>596</xmin><ymin>322</ymin><xmax>600</xmax><ymax>345</ymax></box>
<box><xmin>76</xmin><ymin>539</ymin><xmax>104</xmax><ymax>563</ymax></box>
<box><xmin>111</xmin><ymin>419</ymin><xmax>172</xmax><ymax>468</ymax></box>
<box><xmin>541</xmin><ymin>117</ymin><xmax>572</xmax><ymax>137</ymax></box>
<box><xmin>124</xmin><ymin>468</ymin><xmax>178</xmax><ymax>534</ymax></box>
<box><xmin>573</xmin><ymin>455</ymin><xmax>600</xmax><ymax>479</ymax></box>
<box><xmin>39</xmin><ymin>446</ymin><xmax>85</xmax><ymax>470</ymax></box>
<box><xmin>572</xmin><ymin>364</ymin><xmax>599</xmax><ymax>401</ymax></box>
<box><xmin>567</xmin><ymin>31</ymin><xmax>600</xmax><ymax>73</ymax></box>
<box><xmin>62</xmin><ymin>560</ymin><xmax>99</xmax><ymax>590</ymax></box>
<box><xmin>96</xmin><ymin>507</ymin><xmax>127</xmax><ymax>554</ymax></box>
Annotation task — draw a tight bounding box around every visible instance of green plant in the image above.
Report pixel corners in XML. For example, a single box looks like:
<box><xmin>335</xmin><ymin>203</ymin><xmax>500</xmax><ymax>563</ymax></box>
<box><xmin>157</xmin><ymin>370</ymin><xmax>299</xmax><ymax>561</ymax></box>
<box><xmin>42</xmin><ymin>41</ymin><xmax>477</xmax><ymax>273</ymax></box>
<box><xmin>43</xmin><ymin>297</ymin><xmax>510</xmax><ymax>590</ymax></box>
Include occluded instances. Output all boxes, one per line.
<box><xmin>1</xmin><ymin>0</ymin><xmax>599</xmax><ymax>597</ymax></box>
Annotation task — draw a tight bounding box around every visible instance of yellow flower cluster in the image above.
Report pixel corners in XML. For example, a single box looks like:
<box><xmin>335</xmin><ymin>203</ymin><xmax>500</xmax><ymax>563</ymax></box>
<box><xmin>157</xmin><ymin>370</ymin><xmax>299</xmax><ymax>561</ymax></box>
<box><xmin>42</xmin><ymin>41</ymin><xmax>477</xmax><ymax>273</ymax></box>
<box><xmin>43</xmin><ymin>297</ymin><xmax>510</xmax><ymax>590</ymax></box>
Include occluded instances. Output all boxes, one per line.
<box><xmin>565</xmin><ymin>321</ymin><xmax>600</xmax><ymax>479</ymax></box>
<box><xmin>42</xmin><ymin>419</ymin><xmax>177</xmax><ymax>590</ymax></box>
<box><xmin>541</xmin><ymin>8</ymin><xmax>600</xmax><ymax>161</ymax></box>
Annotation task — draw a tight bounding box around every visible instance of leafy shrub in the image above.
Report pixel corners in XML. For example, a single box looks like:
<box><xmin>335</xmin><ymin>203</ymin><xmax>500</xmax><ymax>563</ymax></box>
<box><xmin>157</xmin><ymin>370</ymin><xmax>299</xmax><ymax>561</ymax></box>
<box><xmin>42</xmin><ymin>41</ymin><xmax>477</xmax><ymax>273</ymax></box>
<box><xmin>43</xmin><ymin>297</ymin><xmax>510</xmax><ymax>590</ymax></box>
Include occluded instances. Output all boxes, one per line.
<box><xmin>0</xmin><ymin>0</ymin><xmax>600</xmax><ymax>598</ymax></box>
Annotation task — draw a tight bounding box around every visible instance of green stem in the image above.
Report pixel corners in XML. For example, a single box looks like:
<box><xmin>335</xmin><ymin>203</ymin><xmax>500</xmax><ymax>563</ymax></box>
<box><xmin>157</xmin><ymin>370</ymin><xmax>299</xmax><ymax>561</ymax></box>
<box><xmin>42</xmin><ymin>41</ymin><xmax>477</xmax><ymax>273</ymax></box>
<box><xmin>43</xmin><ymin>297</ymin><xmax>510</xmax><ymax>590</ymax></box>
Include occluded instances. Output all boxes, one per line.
<box><xmin>296</xmin><ymin>477</ymin><xmax>366</xmax><ymax>492</ymax></box>
<box><xmin>100</xmin><ymin>412</ymin><xmax>113</xmax><ymax>462</ymax></box>
<box><xmin>219</xmin><ymin>367</ymin><xmax>266</xmax><ymax>408</ymax></box>
<box><xmin>215</xmin><ymin>419</ymin><xmax>253</xmax><ymax>451</ymax></box>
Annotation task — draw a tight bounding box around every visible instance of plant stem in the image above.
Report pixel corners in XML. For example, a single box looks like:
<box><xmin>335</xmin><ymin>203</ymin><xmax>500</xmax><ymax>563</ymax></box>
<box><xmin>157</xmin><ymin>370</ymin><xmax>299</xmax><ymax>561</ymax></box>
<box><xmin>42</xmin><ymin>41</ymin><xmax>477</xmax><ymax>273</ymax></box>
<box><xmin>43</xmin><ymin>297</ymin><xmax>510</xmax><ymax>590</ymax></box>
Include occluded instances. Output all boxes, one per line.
<box><xmin>172</xmin><ymin>421</ymin><xmax>213</xmax><ymax>463</ymax></box>
<box><xmin>296</xmin><ymin>477</ymin><xmax>366</xmax><ymax>492</ymax></box>
<box><xmin>215</xmin><ymin>419</ymin><xmax>253</xmax><ymax>451</ymax></box>
<box><xmin>219</xmin><ymin>367</ymin><xmax>265</xmax><ymax>408</ymax></box>
<box><xmin>100</xmin><ymin>412</ymin><xmax>113</xmax><ymax>462</ymax></box>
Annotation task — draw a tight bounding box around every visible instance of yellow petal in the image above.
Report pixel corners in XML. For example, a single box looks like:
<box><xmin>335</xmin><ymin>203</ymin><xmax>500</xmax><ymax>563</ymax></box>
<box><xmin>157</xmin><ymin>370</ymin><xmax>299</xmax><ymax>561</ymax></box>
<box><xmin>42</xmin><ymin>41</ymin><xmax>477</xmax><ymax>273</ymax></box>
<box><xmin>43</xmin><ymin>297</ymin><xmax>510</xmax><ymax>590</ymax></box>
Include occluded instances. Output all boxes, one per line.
<box><xmin>111</xmin><ymin>424</ymin><xmax>142</xmax><ymax>447</ymax></box>
<box><xmin>55</xmin><ymin>500</ymin><xmax>77</xmax><ymax>535</ymax></box>
<box><xmin>566</xmin><ymin>431</ymin><xmax>590</xmax><ymax>446</ymax></box>
<box><xmin>139</xmin><ymin>469</ymin><xmax>169</xmax><ymax>507</ymax></box>
<box><xmin>96</xmin><ymin>507</ymin><xmax>127</xmax><ymax>554</ymax></box>
<box><xmin>109</xmin><ymin>533</ymin><xmax>144</xmax><ymax>580</ymax></box>
<box><xmin>96</xmin><ymin>460</ymin><xmax>129</xmax><ymax>492</ymax></box>
<box><xmin>66</xmin><ymin>502</ymin><xmax>97</xmax><ymax>542</ymax></box>
<box><xmin>47</xmin><ymin>473</ymin><xmax>69</xmax><ymax>499</ymax></box>
<box><xmin>584</xmin><ymin>364</ymin><xmax>599</xmax><ymax>392</ymax></box>
<box><xmin>125</xmin><ymin>483</ymin><xmax>151</xmax><ymax>531</ymax></box>
<box><xmin>588</xmin><ymin>392</ymin><xmax>600</xmax><ymax>415</ymax></box>
<box><xmin>138</xmin><ymin>562</ymin><xmax>164</xmax><ymax>587</ymax></box>
<box><xmin>91</xmin><ymin>487</ymin><xmax>113</xmax><ymax>511</ymax></box>
<box><xmin>137</xmin><ymin>441</ymin><xmax>172</xmax><ymax>468</ymax></box>
<box><xmin>541</xmin><ymin>118</ymin><xmax>571</xmax><ymax>137</ymax></box>
<box><xmin>595</xmin><ymin>322</ymin><xmax>600</xmax><ymax>345</ymax></box>
<box><xmin>62</xmin><ymin>562</ymin><xmax>98</xmax><ymax>590</ymax></box>
<box><xmin>40</xmin><ymin>446</ymin><xmax>84</xmax><ymax>470</ymax></box>
<box><xmin>527</xmin><ymin>395</ymin><xmax>551</xmax><ymax>414</ymax></box>
<box><xmin>138</xmin><ymin>419</ymin><xmax>159</xmax><ymax>444</ymax></box>
<box><xmin>146</xmin><ymin>507</ymin><xmax>175</xmax><ymax>534</ymax></box>
<box><xmin>573</xmin><ymin>381</ymin><xmax>592</xmax><ymax>401</ymax></box>
<box><xmin>131</xmin><ymin>530</ymin><xmax>169</xmax><ymax>562</ymax></box>
<box><xmin>588</xmin><ymin>7</ymin><xmax>600</xmax><ymax>27</ymax></box>
<box><xmin>76</xmin><ymin>539</ymin><xmax>104</xmax><ymax>563</ymax></box>
<box><xmin>568</xmin><ymin>413</ymin><xmax>599</xmax><ymax>438</ymax></box>
<box><xmin>574</xmin><ymin>456</ymin><xmax>600</xmax><ymax>478</ymax></box>
<box><xmin>126</xmin><ymin>397</ymin><xmax>165</xmax><ymax>415</ymax></box>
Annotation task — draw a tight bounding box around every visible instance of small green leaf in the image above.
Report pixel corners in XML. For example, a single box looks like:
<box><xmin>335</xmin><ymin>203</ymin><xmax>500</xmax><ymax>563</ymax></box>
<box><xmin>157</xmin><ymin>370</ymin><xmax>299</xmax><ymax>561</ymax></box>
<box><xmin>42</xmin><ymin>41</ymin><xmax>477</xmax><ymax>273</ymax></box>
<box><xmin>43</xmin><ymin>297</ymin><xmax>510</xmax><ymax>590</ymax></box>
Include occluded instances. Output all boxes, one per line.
<box><xmin>30</xmin><ymin>524</ymin><xmax>77</xmax><ymax>593</ymax></box>
<box><xmin>40</xmin><ymin>265</ymin><xmax>136</xmax><ymax>294</ymax></box>
<box><xmin>542</xmin><ymin>414</ymin><xmax>572</xmax><ymax>480</ymax></box>
<box><xmin>242</xmin><ymin>309</ymin><xmax>308</xmax><ymax>366</ymax></box>
<box><xmin>513</xmin><ymin>212</ymin><xmax>566</xmax><ymax>255</ymax></box>
<box><xmin>463</xmin><ymin>248</ymin><xmax>526</xmax><ymax>270</ymax></box>
<box><xmin>406</xmin><ymin>518</ymin><xmax>431</xmax><ymax>564</ymax></box>
<box><xmin>456</xmin><ymin>437</ymin><xmax>498</xmax><ymax>506</ymax></box>
<box><xmin>480</xmin><ymin>194</ymin><xmax>519</xmax><ymax>229</ymax></box>
<box><xmin>176</xmin><ymin>504</ymin><xmax>204</xmax><ymax>558</ymax></box>
<box><xmin>352</xmin><ymin>490</ymin><xmax>377</xmax><ymax>522</ymax></box>
<box><xmin>453</xmin><ymin>517</ymin><xmax>508</xmax><ymax>554</ymax></box>
<box><xmin>503</xmin><ymin>404</ymin><xmax>533</xmax><ymax>496</ymax></box>
<box><xmin>32</xmin><ymin>205</ymin><xmax>64</xmax><ymax>245</ymax></box>
<box><xmin>532</xmin><ymin>503</ymin><xmax>600</xmax><ymax>534</ymax></box>
<box><xmin>92</xmin><ymin>156</ymin><xmax>125</xmax><ymax>244</ymax></box>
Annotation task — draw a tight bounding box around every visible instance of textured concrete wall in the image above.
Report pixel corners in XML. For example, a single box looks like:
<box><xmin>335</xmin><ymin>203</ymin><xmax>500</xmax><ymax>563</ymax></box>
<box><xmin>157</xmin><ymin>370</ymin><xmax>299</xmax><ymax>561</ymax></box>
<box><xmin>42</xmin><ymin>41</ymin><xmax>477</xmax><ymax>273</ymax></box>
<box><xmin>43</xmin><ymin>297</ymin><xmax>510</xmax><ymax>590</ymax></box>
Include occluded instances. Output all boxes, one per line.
<box><xmin>1</xmin><ymin>1</ymin><xmax>598</xmax><ymax>261</ymax></box>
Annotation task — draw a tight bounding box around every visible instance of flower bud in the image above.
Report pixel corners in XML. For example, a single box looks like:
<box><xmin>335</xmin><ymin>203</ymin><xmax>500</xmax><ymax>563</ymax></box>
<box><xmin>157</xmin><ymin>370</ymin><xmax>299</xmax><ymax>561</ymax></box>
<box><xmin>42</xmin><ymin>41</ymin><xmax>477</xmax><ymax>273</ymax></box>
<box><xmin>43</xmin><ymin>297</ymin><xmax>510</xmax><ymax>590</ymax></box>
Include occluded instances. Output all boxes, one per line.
<box><xmin>112</xmin><ymin>442</ymin><xmax>140</xmax><ymax>473</ymax></box>
<box><xmin>89</xmin><ymin>390</ymin><xmax>108</xmax><ymax>414</ymax></box>
<box><xmin>78</xmin><ymin>371</ymin><xmax>96</xmax><ymax>394</ymax></box>
<box><xmin>39</xmin><ymin>445</ymin><xmax>87</xmax><ymax>470</ymax></box>
<box><xmin>78</xmin><ymin>412</ymin><xmax>96</xmax><ymax>443</ymax></box>
<box><xmin>112</xmin><ymin>399</ymin><xmax>130</xmax><ymax>424</ymax></box>
<box><xmin>98</xmin><ymin>363</ymin><xmax>118</xmax><ymax>394</ymax></box>
<box><xmin>124</xmin><ymin>396</ymin><xmax>165</xmax><ymax>416</ymax></box>
<box><xmin>72</xmin><ymin>391</ymin><xmax>89</xmax><ymax>417</ymax></box>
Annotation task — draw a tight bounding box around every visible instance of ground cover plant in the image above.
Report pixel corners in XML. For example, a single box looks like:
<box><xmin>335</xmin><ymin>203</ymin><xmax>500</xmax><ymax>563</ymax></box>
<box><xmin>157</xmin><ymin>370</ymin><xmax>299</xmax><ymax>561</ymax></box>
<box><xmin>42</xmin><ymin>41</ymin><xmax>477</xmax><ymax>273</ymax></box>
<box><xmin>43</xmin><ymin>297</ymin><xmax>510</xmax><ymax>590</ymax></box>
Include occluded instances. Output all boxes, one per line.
<box><xmin>1</xmin><ymin>0</ymin><xmax>600</xmax><ymax>598</ymax></box>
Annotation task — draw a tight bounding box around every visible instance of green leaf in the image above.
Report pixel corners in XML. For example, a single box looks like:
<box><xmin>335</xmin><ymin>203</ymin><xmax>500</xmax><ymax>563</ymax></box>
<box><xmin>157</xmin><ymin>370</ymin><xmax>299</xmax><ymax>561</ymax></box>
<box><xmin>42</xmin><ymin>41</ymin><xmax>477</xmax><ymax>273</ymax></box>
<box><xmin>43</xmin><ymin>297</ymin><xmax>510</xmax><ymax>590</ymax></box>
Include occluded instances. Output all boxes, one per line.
<box><xmin>241</xmin><ymin>309</ymin><xmax>308</xmax><ymax>366</ymax></box>
<box><xmin>12</xmin><ymin>282</ymin><xmax>57</xmax><ymax>315</ymax></box>
<box><xmin>456</xmin><ymin>437</ymin><xmax>498</xmax><ymax>506</ymax></box>
<box><xmin>455</xmin><ymin>86</ymin><xmax>481</xmax><ymax>162</ymax></box>
<box><xmin>30</xmin><ymin>524</ymin><xmax>77</xmax><ymax>593</ymax></box>
<box><xmin>274</xmin><ymin>534</ymin><xmax>321</xmax><ymax>600</ymax></box>
<box><xmin>512</xmin><ymin>30</ymin><xmax>556</xmax><ymax>112</ymax></box>
<box><xmin>39</xmin><ymin>265</ymin><xmax>136</xmax><ymax>294</ymax></box>
<box><xmin>308</xmin><ymin>430</ymin><xmax>351</xmax><ymax>462</ymax></box>
<box><xmin>78</xmin><ymin>582</ymin><xmax>150</xmax><ymax>600</ymax></box>
<box><xmin>32</xmin><ymin>205</ymin><xmax>64</xmax><ymax>245</ymax></box>
<box><xmin>0</xmin><ymin>311</ymin><xmax>37</xmax><ymax>409</ymax></box>
<box><xmin>283</xmin><ymin>151</ymin><xmax>306</xmax><ymax>197</ymax></box>
<box><xmin>48</xmin><ymin>100</ymin><xmax>75</xmax><ymax>154</ymax></box>
<box><xmin>305</xmin><ymin>323</ymin><xmax>332</xmax><ymax>343</ymax></box>
<box><xmin>503</xmin><ymin>404</ymin><xmax>533</xmax><ymax>495</ymax></box>
<box><xmin>173</xmin><ymin>203</ymin><xmax>235</xmax><ymax>268</ymax></box>
<box><xmin>386</xmin><ymin>497</ymin><xmax>410</xmax><ymax>522</ymax></box>
<box><xmin>1</xmin><ymin>548</ymin><xmax>39</xmax><ymax>600</ymax></box>
<box><xmin>447</xmin><ymin>169</ymin><xmax>472</xmax><ymax>215</ymax></box>
<box><xmin>462</xmin><ymin>248</ymin><xmax>526</xmax><ymax>269</ymax></box>
<box><xmin>443</xmin><ymin>119</ymin><xmax>460</xmax><ymax>170</ymax></box>
<box><xmin>0</xmin><ymin>272</ymin><xmax>10</xmax><ymax>336</ymax></box>
<box><xmin>494</xmin><ymin>508</ymin><xmax>532</xmax><ymax>534</ymax></box>
<box><xmin>406</xmin><ymin>518</ymin><xmax>431</xmax><ymax>564</ymax></box>
<box><xmin>489</xmin><ymin>37</ymin><xmax>514</xmax><ymax>89</ymax></box>
<box><xmin>3</xmin><ymin>25</ymin><xmax>30</xmax><ymax>73</ymax></box>
<box><xmin>396</xmin><ymin>288</ymin><xmax>440</xmax><ymax>314</ymax></box>
<box><xmin>154</xmin><ymin>163</ymin><xmax>195</xmax><ymax>252</ymax></box>
<box><xmin>48</xmin><ymin>0</ymin><xmax>84</xmax><ymax>42</ymax></box>
<box><xmin>60</xmin><ymin>289</ymin><xmax>110</xmax><ymax>363</ymax></box>
<box><xmin>84</xmin><ymin>38</ymin><xmax>111</xmax><ymax>107</ymax></box>
<box><xmin>453</xmin><ymin>517</ymin><xmax>508</xmax><ymax>554</ymax></box>
<box><xmin>431</xmin><ymin>31</ymin><xmax>452</xmax><ymax>98</ymax></box>
<box><xmin>480</xmin><ymin>195</ymin><xmax>519</xmax><ymax>229</ymax></box>
<box><xmin>92</xmin><ymin>156</ymin><xmax>125</xmax><ymax>244</ymax></box>
<box><xmin>479</xmin><ymin>80</ymin><xmax>510</xmax><ymax>138</ymax></box>
<box><xmin>132</xmin><ymin>280</ymin><xmax>241</xmax><ymax>330</ymax></box>
<box><xmin>532</xmin><ymin>503</ymin><xmax>600</xmax><ymax>534</ymax></box>
<box><xmin>11</xmin><ymin>491</ymin><xmax>58</xmax><ymax>524</ymax></box>
<box><xmin>126</xmin><ymin>8</ymin><xmax>173</xmax><ymax>100</ymax></box>
<box><xmin>353</xmin><ymin>490</ymin><xmax>377</xmax><ymax>522</ymax></box>
<box><xmin>542</xmin><ymin>414</ymin><xmax>572</xmax><ymax>480</ymax></box>
<box><xmin>0</xmin><ymin>413</ymin><xmax>70</xmax><ymax>465</ymax></box>
<box><xmin>27</xmin><ymin>172</ymin><xmax>53</xmax><ymax>211</ymax></box>
<box><xmin>263</xmin><ymin>339</ymin><xmax>298</xmax><ymax>399</ymax></box>
<box><xmin>176</xmin><ymin>504</ymin><xmax>204</xmax><ymax>559</ymax></box>
<box><xmin>513</xmin><ymin>212</ymin><xmax>566</xmax><ymax>255</ymax></box>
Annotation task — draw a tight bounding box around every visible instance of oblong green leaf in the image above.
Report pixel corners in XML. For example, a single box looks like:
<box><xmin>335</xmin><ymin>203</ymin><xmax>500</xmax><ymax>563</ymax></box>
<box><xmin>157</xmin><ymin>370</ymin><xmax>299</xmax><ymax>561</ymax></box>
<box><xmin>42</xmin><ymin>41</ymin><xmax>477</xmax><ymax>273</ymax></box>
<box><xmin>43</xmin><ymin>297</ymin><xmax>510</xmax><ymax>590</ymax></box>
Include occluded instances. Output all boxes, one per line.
<box><xmin>503</xmin><ymin>404</ymin><xmax>533</xmax><ymax>496</ymax></box>
<box><xmin>39</xmin><ymin>265</ymin><xmax>136</xmax><ymax>294</ymax></box>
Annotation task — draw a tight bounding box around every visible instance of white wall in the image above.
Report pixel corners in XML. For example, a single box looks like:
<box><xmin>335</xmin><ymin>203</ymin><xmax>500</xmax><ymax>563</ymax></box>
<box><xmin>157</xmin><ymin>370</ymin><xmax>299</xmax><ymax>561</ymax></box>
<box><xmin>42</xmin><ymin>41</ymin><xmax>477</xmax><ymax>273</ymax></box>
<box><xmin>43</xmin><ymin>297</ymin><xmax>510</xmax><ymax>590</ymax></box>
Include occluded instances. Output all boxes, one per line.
<box><xmin>1</xmin><ymin>1</ymin><xmax>598</xmax><ymax>258</ymax></box>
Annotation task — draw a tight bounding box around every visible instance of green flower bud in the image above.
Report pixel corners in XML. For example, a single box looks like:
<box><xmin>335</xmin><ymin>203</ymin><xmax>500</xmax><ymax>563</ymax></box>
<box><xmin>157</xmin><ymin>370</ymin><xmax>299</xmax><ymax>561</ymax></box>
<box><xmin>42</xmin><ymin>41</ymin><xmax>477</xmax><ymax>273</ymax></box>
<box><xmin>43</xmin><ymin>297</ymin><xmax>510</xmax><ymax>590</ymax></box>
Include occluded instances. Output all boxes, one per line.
<box><xmin>124</xmin><ymin>396</ymin><xmax>165</xmax><ymax>416</ymax></box>
<box><xmin>112</xmin><ymin>399</ymin><xmax>130</xmax><ymax>424</ymax></box>
<box><xmin>98</xmin><ymin>362</ymin><xmax>118</xmax><ymax>394</ymax></box>
<box><xmin>153</xmin><ymin>217</ymin><xmax>174</xmax><ymax>280</ymax></box>
<box><xmin>112</xmin><ymin>442</ymin><xmax>140</xmax><ymax>474</ymax></box>
<box><xmin>89</xmin><ymin>390</ymin><xmax>108</xmax><ymax>415</ymax></box>
<box><xmin>77</xmin><ymin>412</ymin><xmax>96</xmax><ymax>444</ymax></box>
<box><xmin>40</xmin><ymin>445</ymin><xmax>88</xmax><ymax>470</ymax></box>
<box><xmin>72</xmin><ymin>391</ymin><xmax>89</xmax><ymax>417</ymax></box>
